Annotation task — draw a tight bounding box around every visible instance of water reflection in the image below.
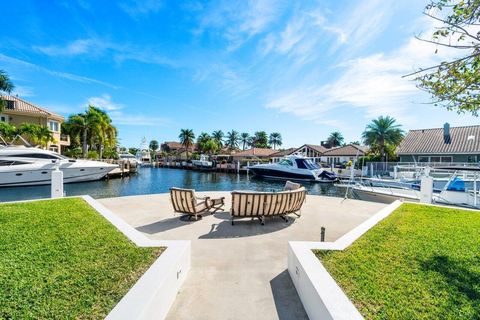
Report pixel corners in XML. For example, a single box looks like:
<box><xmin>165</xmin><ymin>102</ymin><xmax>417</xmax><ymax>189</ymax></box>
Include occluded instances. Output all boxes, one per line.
<box><xmin>0</xmin><ymin>167</ymin><xmax>346</xmax><ymax>202</ymax></box>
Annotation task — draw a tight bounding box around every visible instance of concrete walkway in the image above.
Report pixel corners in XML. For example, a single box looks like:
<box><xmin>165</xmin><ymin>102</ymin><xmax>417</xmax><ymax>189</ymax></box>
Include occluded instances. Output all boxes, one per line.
<box><xmin>99</xmin><ymin>192</ymin><xmax>385</xmax><ymax>320</ymax></box>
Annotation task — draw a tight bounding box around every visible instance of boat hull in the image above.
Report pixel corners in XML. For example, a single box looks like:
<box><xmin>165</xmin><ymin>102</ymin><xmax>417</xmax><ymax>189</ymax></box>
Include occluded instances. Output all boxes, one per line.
<box><xmin>352</xmin><ymin>187</ymin><xmax>420</xmax><ymax>204</ymax></box>
<box><xmin>0</xmin><ymin>163</ymin><xmax>117</xmax><ymax>187</ymax></box>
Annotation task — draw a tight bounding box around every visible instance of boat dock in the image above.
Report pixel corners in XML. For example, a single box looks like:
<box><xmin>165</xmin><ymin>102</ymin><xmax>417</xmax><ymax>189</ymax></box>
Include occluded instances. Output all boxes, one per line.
<box><xmin>103</xmin><ymin>160</ymin><xmax>138</xmax><ymax>178</ymax></box>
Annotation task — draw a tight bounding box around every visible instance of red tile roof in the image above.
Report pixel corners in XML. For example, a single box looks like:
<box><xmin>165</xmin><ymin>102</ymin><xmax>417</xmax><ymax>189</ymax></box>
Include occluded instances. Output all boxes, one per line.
<box><xmin>1</xmin><ymin>95</ymin><xmax>63</xmax><ymax>119</ymax></box>
<box><xmin>233</xmin><ymin>148</ymin><xmax>277</xmax><ymax>157</ymax></box>
<box><xmin>322</xmin><ymin>144</ymin><xmax>369</xmax><ymax>156</ymax></box>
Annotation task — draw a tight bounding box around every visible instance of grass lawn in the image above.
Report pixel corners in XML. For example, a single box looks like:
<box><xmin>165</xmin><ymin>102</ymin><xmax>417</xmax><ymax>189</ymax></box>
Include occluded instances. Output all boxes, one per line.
<box><xmin>315</xmin><ymin>203</ymin><xmax>480</xmax><ymax>320</ymax></box>
<box><xmin>0</xmin><ymin>198</ymin><xmax>163</xmax><ymax>319</ymax></box>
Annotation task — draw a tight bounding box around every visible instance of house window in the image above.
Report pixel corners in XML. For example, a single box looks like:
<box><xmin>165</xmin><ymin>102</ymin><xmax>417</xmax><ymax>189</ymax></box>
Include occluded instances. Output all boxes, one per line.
<box><xmin>48</xmin><ymin>120</ymin><xmax>59</xmax><ymax>132</ymax></box>
<box><xmin>0</xmin><ymin>114</ymin><xmax>8</xmax><ymax>123</ymax></box>
<box><xmin>5</xmin><ymin>100</ymin><xmax>14</xmax><ymax>109</ymax></box>
<box><xmin>441</xmin><ymin>156</ymin><xmax>453</xmax><ymax>163</ymax></box>
<box><xmin>418</xmin><ymin>156</ymin><xmax>429</xmax><ymax>162</ymax></box>
<box><xmin>430</xmin><ymin>156</ymin><xmax>441</xmax><ymax>163</ymax></box>
<box><xmin>467</xmin><ymin>155</ymin><xmax>477</xmax><ymax>163</ymax></box>
<box><xmin>49</xmin><ymin>145</ymin><xmax>59</xmax><ymax>153</ymax></box>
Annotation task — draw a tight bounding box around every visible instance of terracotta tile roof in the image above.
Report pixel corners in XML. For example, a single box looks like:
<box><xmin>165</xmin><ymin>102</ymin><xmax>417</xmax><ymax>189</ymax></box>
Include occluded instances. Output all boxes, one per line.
<box><xmin>322</xmin><ymin>144</ymin><xmax>369</xmax><ymax>156</ymax></box>
<box><xmin>162</xmin><ymin>141</ymin><xmax>184</xmax><ymax>150</ymax></box>
<box><xmin>397</xmin><ymin>125</ymin><xmax>480</xmax><ymax>155</ymax></box>
<box><xmin>270</xmin><ymin>147</ymin><xmax>297</xmax><ymax>157</ymax></box>
<box><xmin>1</xmin><ymin>95</ymin><xmax>63</xmax><ymax>119</ymax></box>
<box><xmin>294</xmin><ymin>144</ymin><xmax>328</xmax><ymax>154</ymax></box>
<box><xmin>233</xmin><ymin>148</ymin><xmax>277</xmax><ymax>157</ymax></box>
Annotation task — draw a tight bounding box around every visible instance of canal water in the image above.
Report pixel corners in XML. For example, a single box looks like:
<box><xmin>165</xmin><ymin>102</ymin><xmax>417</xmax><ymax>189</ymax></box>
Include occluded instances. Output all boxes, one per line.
<box><xmin>0</xmin><ymin>167</ymin><xmax>347</xmax><ymax>202</ymax></box>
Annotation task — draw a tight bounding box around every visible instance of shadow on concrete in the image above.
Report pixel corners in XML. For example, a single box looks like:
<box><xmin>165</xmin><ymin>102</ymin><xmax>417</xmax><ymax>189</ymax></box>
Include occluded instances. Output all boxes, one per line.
<box><xmin>199</xmin><ymin>215</ymin><xmax>296</xmax><ymax>239</ymax></box>
<box><xmin>136</xmin><ymin>215</ymin><xmax>199</xmax><ymax>234</ymax></box>
<box><xmin>270</xmin><ymin>269</ymin><xmax>309</xmax><ymax>320</ymax></box>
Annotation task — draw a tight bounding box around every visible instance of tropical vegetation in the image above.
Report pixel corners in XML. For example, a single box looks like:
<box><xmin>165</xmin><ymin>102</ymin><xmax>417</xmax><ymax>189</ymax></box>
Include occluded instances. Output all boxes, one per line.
<box><xmin>0</xmin><ymin>70</ymin><xmax>14</xmax><ymax>113</ymax></box>
<box><xmin>412</xmin><ymin>0</ymin><xmax>480</xmax><ymax>116</ymax></box>
<box><xmin>240</xmin><ymin>132</ymin><xmax>250</xmax><ymax>150</ymax></box>
<box><xmin>362</xmin><ymin>116</ymin><xmax>404</xmax><ymax>161</ymax></box>
<box><xmin>326</xmin><ymin>131</ymin><xmax>344</xmax><ymax>148</ymax></box>
<box><xmin>0</xmin><ymin>122</ymin><xmax>54</xmax><ymax>147</ymax></box>
<box><xmin>0</xmin><ymin>198</ymin><xmax>163</xmax><ymax>319</ymax></box>
<box><xmin>178</xmin><ymin>128</ymin><xmax>195</xmax><ymax>159</ymax></box>
<box><xmin>63</xmin><ymin>105</ymin><xmax>117</xmax><ymax>159</ymax></box>
<box><xmin>268</xmin><ymin>132</ymin><xmax>282</xmax><ymax>149</ymax></box>
<box><xmin>316</xmin><ymin>203</ymin><xmax>480</xmax><ymax>319</ymax></box>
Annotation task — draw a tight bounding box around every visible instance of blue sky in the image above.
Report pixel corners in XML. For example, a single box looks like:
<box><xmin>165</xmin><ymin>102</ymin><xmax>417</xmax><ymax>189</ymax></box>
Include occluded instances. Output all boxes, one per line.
<box><xmin>1</xmin><ymin>0</ymin><xmax>477</xmax><ymax>148</ymax></box>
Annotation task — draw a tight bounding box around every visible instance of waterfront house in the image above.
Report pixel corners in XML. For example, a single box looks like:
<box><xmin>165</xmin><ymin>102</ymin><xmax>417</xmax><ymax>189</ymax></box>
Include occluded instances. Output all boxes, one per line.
<box><xmin>232</xmin><ymin>148</ymin><xmax>277</xmax><ymax>161</ymax></box>
<box><xmin>271</xmin><ymin>147</ymin><xmax>297</xmax><ymax>162</ymax></box>
<box><xmin>321</xmin><ymin>144</ymin><xmax>369</xmax><ymax>164</ymax></box>
<box><xmin>293</xmin><ymin>144</ymin><xmax>327</xmax><ymax>158</ymax></box>
<box><xmin>0</xmin><ymin>95</ymin><xmax>70</xmax><ymax>153</ymax></box>
<box><xmin>396</xmin><ymin>123</ymin><xmax>480</xmax><ymax>163</ymax></box>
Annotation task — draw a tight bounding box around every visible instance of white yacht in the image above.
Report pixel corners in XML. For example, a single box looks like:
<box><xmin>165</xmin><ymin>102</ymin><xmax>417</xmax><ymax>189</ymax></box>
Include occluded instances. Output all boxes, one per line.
<box><xmin>118</xmin><ymin>152</ymin><xmax>142</xmax><ymax>166</ymax></box>
<box><xmin>248</xmin><ymin>154</ymin><xmax>338</xmax><ymax>182</ymax></box>
<box><xmin>0</xmin><ymin>146</ymin><xmax>118</xmax><ymax>187</ymax></box>
<box><xmin>192</xmin><ymin>155</ymin><xmax>213</xmax><ymax>169</ymax></box>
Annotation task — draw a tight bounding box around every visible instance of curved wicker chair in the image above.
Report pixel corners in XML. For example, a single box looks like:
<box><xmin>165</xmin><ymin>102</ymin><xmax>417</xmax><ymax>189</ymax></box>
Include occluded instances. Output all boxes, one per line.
<box><xmin>230</xmin><ymin>186</ymin><xmax>306</xmax><ymax>225</ymax></box>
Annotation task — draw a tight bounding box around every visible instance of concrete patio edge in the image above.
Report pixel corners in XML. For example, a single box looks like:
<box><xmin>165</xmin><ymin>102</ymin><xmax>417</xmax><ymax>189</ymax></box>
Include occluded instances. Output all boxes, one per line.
<box><xmin>287</xmin><ymin>200</ymin><xmax>403</xmax><ymax>320</ymax></box>
<box><xmin>82</xmin><ymin>196</ymin><xmax>191</xmax><ymax>320</ymax></box>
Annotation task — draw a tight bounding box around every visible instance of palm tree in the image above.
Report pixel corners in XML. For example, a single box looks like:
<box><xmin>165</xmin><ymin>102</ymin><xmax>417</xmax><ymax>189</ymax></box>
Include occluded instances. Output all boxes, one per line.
<box><xmin>240</xmin><ymin>132</ymin><xmax>250</xmax><ymax>150</ymax></box>
<box><xmin>0</xmin><ymin>122</ymin><xmax>17</xmax><ymax>142</ymax></box>
<box><xmin>179</xmin><ymin>129</ymin><xmax>195</xmax><ymax>159</ymax></box>
<box><xmin>211</xmin><ymin>130</ymin><xmax>224</xmax><ymax>149</ymax></box>
<box><xmin>0</xmin><ymin>70</ymin><xmax>14</xmax><ymax>113</ymax></box>
<box><xmin>362</xmin><ymin>116</ymin><xmax>404</xmax><ymax>161</ymax></box>
<box><xmin>65</xmin><ymin>106</ymin><xmax>101</xmax><ymax>158</ymax></box>
<box><xmin>204</xmin><ymin>139</ymin><xmax>219</xmax><ymax>154</ymax></box>
<box><xmin>90</xmin><ymin>106</ymin><xmax>116</xmax><ymax>159</ymax></box>
<box><xmin>19</xmin><ymin>123</ymin><xmax>54</xmax><ymax>148</ymax></box>
<box><xmin>268</xmin><ymin>132</ymin><xmax>282</xmax><ymax>149</ymax></box>
<box><xmin>326</xmin><ymin>131</ymin><xmax>344</xmax><ymax>148</ymax></box>
<box><xmin>149</xmin><ymin>140</ymin><xmax>159</xmax><ymax>161</ymax></box>
<box><xmin>252</xmin><ymin>131</ymin><xmax>269</xmax><ymax>148</ymax></box>
<box><xmin>196</xmin><ymin>132</ymin><xmax>211</xmax><ymax>153</ymax></box>
<box><xmin>225</xmin><ymin>130</ymin><xmax>240</xmax><ymax>149</ymax></box>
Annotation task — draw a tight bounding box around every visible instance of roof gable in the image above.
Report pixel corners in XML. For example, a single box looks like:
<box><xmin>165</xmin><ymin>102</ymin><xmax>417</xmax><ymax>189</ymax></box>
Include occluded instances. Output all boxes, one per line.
<box><xmin>322</xmin><ymin>144</ymin><xmax>369</xmax><ymax>156</ymax></box>
<box><xmin>1</xmin><ymin>95</ymin><xmax>62</xmax><ymax>119</ymax></box>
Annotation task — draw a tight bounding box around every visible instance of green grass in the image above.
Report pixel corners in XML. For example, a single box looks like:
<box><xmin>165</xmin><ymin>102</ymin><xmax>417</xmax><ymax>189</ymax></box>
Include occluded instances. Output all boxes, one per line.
<box><xmin>0</xmin><ymin>198</ymin><xmax>163</xmax><ymax>319</ymax></box>
<box><xmin>315</xmin><ymin>203</ymin><xmax>480</xmax><ymax>320</ymax></box>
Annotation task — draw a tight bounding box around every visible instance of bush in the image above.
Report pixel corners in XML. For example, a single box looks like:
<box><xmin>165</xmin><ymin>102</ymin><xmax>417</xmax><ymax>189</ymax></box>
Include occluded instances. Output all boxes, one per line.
<box><xmin>87</xmin><ymin>150</ymin><xmax>99</xmax><ymax>159</ymax></box>
<box><xmin>63</xmin><ymin>147</ymin><xmax>82</xmax><ymax>158</ymax></box>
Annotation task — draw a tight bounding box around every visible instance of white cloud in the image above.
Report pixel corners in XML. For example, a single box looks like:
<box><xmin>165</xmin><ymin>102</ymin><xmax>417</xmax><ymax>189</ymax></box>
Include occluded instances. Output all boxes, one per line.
<box><xmin>87</xmin><ymin>94</ymin><xmax>122</xmax><ymax>111</ymax></box>
<box><xmin>12</xmin><ymin>86</ymin><xmax>34</xmax><ymax>98</ymax></box>
<box><xmin>266</xmin><ymin>24</ymin><xmax>462</xmax><ymax>127</ymax></box>
<box><xmin>119</xmin><ymin>0</ymin><xmax>163</xmax><ymax>19</ymax></box>
<box><xmin>109</xmin><ymin>112</ymin><xmax>170</xmax><ymax>126</ymax></box>
<box><xmin>0</xmin><ymin>53</ymin><xmax>120</xmax><ymax>89</ymax></box>
<box><xmin>34</xmin><ymin>39</ymin><xmax>99</xmax><ymax>56</ymax></box>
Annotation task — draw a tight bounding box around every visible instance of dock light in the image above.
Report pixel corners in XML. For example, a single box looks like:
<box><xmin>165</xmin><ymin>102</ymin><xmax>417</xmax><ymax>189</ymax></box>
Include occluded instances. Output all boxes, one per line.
<box><xmin>320</xmin><ymin>227</ymin><xmax>326</xmax><ymax>242</ymax></box>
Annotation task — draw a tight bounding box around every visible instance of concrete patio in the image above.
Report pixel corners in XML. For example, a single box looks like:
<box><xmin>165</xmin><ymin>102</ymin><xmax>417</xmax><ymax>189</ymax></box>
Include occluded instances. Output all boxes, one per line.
<box><xmin>98</xmin><ymin>192</ymin><xmax>386</xmax><ymax>320</ymax></box>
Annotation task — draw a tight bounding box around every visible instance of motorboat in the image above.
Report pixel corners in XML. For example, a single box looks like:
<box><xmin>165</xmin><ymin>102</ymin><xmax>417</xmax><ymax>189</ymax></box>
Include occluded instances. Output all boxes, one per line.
<box><xmin>248</xmin><ymin>155</ymin><xmax>338</xmax><ymax>182</ymax></box>
<box><xmin>0</xmin><ymin>146</ymin><xmax>118</xmax><ymax>187</ymax></box>
<box><xmin>118</xmin><ymin>152</ymin><xmax>142</xmax><ymax>166</ymax></box>
<box><xmin>192</xmin><ymin>155</ymin><xmax>213</xmax><ymax>169</ymax></box>
<box><xmin>352</xmin><ymin>169</ymin><xmax>480</xmax><ymax>209</ymax></box>
<box><xmin>136</xmin><ymin>149</ymin><xmax>151</xmax><ymax>166</ymax></box>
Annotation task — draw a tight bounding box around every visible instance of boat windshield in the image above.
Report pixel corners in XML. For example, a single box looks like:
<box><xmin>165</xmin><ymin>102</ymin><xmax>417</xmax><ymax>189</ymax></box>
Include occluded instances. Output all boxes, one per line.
<box><xmin>295</xmin><ymin>158</ymin><xmax>320</xmax><ymax>170</ymax></box>
<box><xmin>278</xmin><ymin>159</ymin><xmax>293</xmax><ymax>166</ymax></box>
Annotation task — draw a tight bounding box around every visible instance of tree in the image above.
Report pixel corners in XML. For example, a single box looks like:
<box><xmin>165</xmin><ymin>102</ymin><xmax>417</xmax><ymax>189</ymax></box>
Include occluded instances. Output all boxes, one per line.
<box><xmin>203</xmin><ymin>139</ymin><xmax>219</xmax><ymax>154</ymax></box>
<box><xmin>252</xmin><ymin>131</ymin><xmax>269</xmax><ymax>148</ymax></box>
<box><xmin>326</xmin><ymin>131</ymin><xmax>344</xmax><ymax>148</ymax></box>
<box><xmin>362</xmin><ymin>116</ymin><xmax>404</xmax><ymax>161</ymax></box>
<box><xmin>225</xmin><ymin>130</ymin><xmax>240</xmax><ymax>149</ymax></box>
<box><xmin>19</xmin><ymin>123</ymin><xmax>54</xmax><ymax>148</ymax></box>
<box><xmin>0</xmin><ymin>122</ymin><xmax>17</xmax><ymax>142</ymax></box>
<box><xmin>149</xmin><ymin>140</ymin><xmax>159</xmax><ymax>152</ymax></box>
<box><xmin>196</xmin><ymin>132</ymin><xmax>211</xmax><ymax>153</ymax></box>
<box><xmin>0</xmin><ymin>70</ymin><xmax>14</xmax><ymax>113</ymax></box>
<box><xmin>64</xmin><ymin>105</ymin><xmax>101</xmax><ymax>158</ymax></box>
<box><xmin>240</xmin><ymin>132</ymin><xmax>250</xmax><ymax>150</ymax></box>
<box><xmin>89</xmin><ymin>106</ymin><xmax>117</xmax><ymax>159</ymax></box>
<box><xmin>179</xmin><ymin>129</ymin><xmax>195</xmax><ymax>159</ymax></box>
<box><xmin>149</xmin><ymin>140</ymin><xmax>159</xmax><ymax>161</ymax></box>
<box><xmin>211</xmin><ymin>130</ymin><xmax>224</xmax><ymax>148</ymax></box>
<box><xmin>410</xmin><ymin>0</ymin><xmax>480</xmax><ymax>116</ymax></box>
<box><xmin>268</xmin><ymin>132</ymin><xmax>282</xmax><ymax>149</ymax></box>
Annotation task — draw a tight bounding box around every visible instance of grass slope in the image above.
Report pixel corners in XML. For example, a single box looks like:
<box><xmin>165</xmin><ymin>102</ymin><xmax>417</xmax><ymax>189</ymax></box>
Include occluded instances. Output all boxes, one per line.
<box><xmin>0</xmin><ymin>198</ymin><xmax>163</xmax><ymax>319</ymax></box>
<box><xmin>316</xmin><ymin>203</ymin><xmax>480</xmax><ymax>319</ymax></box>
